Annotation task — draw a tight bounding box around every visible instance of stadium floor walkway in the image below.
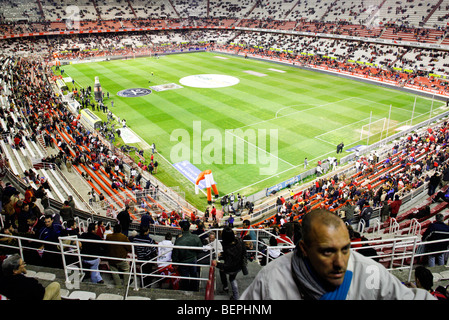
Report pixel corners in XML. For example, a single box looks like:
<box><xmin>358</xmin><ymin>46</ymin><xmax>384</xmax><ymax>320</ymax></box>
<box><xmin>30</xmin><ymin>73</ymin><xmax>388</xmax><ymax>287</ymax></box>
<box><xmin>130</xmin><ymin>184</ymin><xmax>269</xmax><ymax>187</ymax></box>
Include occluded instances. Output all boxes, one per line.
<box><xmin>24</xmin><ymin>255</ymin><xmax>263</xmax><ymax>300</ymax></box>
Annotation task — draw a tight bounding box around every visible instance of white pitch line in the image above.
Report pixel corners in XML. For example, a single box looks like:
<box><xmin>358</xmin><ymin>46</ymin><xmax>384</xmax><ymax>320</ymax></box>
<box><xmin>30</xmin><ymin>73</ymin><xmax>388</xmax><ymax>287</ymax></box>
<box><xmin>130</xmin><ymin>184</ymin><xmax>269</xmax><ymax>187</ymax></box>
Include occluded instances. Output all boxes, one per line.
<box><xmin>228</xmin><ymin>147</ymin><xmax>340</xmax><ymax>195</ymax></box>
<box><xmin>228</xmin><ymin>129</ymin><xmax>372</xmax><ymax>196</ymax></box>
<box><xmin>315</xmin><ymin>136</ymin><xmax>338</xmax><ymax>146</ymax></box>
<box><xmin>314</xmin><ymin>117</ymin><xmax>374</xmax><ymax>146</ymax></box>
<box><xmin>228</xmin><ymin>99</ymin><xmax>385</xmax><ymax>194</ymax></box>
<box><xmin>225</xmin><ymin>130</ymin><xmax>295</xmax><ymax>168</ymax></box>
<box><xmin>236</xmin><ymin>97</ymin><xmax>355</xmax><ymax>130</ymax></box>
<box><xmin>314</xmin><ymin>117</ymin><xmax>372</xmax><ymax>139</ymax></box>
<box><xmin>268</xmin><ymin>68</ymin><xmax>286</xmax><ymax>73</ymax></box>
<box><xmin>230</xmin><ymin>94</ymin><xmax>445</xmax><ymax>195</ymax></box>
<box><xmin>352</xmin><ymin>97</ymin><xmax>425</xmax><ymax>116</ymax></box>
<box><xmin>275</xmin><ymin>104</ymin><xmax>304</xmax><ymax>118</ymax></box>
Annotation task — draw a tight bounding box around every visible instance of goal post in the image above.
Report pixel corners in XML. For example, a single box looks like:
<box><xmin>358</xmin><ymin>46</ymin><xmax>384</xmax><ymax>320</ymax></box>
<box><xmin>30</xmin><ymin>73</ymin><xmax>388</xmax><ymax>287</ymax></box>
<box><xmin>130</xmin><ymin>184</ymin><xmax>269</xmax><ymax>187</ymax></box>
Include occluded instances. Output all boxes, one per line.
<box><xmin>360</xmin><ymin>117</ymin><xmax>387</xmax><ymax>141</ymax></box>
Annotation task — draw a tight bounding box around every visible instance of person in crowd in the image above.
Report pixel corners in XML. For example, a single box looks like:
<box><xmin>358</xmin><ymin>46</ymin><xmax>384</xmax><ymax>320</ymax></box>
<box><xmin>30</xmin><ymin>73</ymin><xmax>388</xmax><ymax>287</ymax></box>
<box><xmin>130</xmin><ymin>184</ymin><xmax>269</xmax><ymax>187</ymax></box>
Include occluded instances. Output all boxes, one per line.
<box><xmin>405</xmin><ymin>266</ymin><xmax>447</xmax><ymax>300</ymax></box>
<box><xmin>380</xmin><ymin>199</ymin><xmax>391</xmax><ymax>223</ymax></box>
<box><xmin>389</xmin><ymin>194</ymin><xmax>402</xmax><ymax>220</ymax></box>
<box><xmin>360</xmin><ymin>203</ymin><xmax>373</xmax><ymax>228</ymax></box>
<box><xmin>157</xmin><ymin>232</ymin><xmax>176</xmax><ymax>289</ymax></box>
<box><xmin>96</xmin><ymin>220</ymin><xmax>106</xmax><ymax>239</ymax></box>
<box><xmin>422</xmin><ymin>213</ymin><xmax>449</xmax><ymax>267</ymax></box>
<box><xmin>116</xmin><ymin>205</ymin><xmax>132</xmax><ymax>237</ymax></box>
<box><xmin>59</xmin><ymin>201</ymin><xmax>73</xmax><ymax>223</ymax></box>
<box><xmin>432</xmin><ymin>188</ymin><xmax>449</xmax><ymax>203</ymax></box>
<box><xmin>172</xmin><ymin>220</ymin><xmax>203</xmax><ymax>291</ymax></box>
<box><xmin>214</xmin><ymin>227</ymin><xmax>247</xmax><ymax>300</ymax></box>
<box><xmin>260</xmin><ymin>236</ymin><xmax>281</xmax><ymax>266</ymax></box>
<box><xmin>38</xmin><ymin>214</ymin><xmax>64</xmax><ymax>268</ymax></box>
<box><xmin>157</xmin><ymin>232</ymin><xmax>174</xmax><ymax>270</ymax></box>
<box><xmin>0</xmin><ymin>254</ymin><xmax>61</xmax><ymax>300</ymax></box>
<box><xmin>106</xmin><ymin>224</ymin><xmax>132</xmax><ymax>288</ymax></box>
<box><xmin>132</xmin><ymin>226</ymin><xmax>158</xmax><ymax>287</ymax></box>
<box><xmin>240</xmin><ymin>209</ymin><xmax>436</xmax><ymax>300</ymax></box>
<box><xmin>79</xmin><ymin>222</ymin><xmax>105</xmax><ymax>284</ymax></box>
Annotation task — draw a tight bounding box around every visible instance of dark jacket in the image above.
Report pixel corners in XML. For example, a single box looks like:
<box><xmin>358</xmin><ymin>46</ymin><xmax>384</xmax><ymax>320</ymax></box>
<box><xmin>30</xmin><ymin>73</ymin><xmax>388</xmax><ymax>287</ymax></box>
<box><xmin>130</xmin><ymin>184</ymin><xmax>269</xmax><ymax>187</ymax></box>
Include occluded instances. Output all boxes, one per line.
<box><xmin>117</xmin><ymin>209</ymin><xmax>131</xmax><ymax>231</ymax></box>
<box><xmin>361</xmin><ymin>205</ymin><xmax>373</xmax><ymax>221</ymax></box>
<box><xmin>140</xmin><ymin>213</ymin><xmax>153</xmax><ymax>228</ymax></box>
<box><xmin>79</xmin><ymin>232</ymin><xmax>105</xmax><ymax>257</ymax></box>
<box><xmin>430</xmin><ymin>173</ymin><xmax>441</xmax><ymax>187</ymax></box>
<box><xmin>218</xmin><ymin>238</ymin><xmax>247</xmax><ymax>273</ymax></box>
<box><xmin>380</xmin><ymin>201</ymin><xmax>391</xmax><ymax>218</ymax></box>
<box><xmin>0</xmin><ymin>274</ymin><xmax>45</xmax><ymax>300</ymax></box>
<box><xmin>172</xmin><ymin>231</ymin><xmax>203</xmax><ymax>263</ymax></box>
<box><xmin>132</xmin><ymin>234</ymin><xmax>157</xmax><ymax>261</ymax></box>
<box><xmin>38</xmin><ymin>224</ymin><xmax>62</xmax><ymax>243</ymax></box>
<box><xmin>59</xmin><ymin>205</ymin><xmax>73</xmax><ymax>222</ymax></box>
<box><xmin>443</xmin><ymin>166</ymin><xmax>449</xmax><ymax>182</ymax></box>
<box><xmin>423</xmin><ymin>222</ymin><xmax>449</xmax><ymax>252</ymax></box>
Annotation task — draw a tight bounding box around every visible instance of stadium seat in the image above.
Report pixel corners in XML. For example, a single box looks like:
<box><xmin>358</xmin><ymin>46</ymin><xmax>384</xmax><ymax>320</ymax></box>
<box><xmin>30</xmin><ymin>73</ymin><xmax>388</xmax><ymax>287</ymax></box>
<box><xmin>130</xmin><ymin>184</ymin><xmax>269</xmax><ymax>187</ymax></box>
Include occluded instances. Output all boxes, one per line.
<box><xmin>68</xmin><ymin>291</ymin><xmax>97</xmax><ymax>300</ymax></box>
<box><xmin>35</xmin><ymin>272</ymin><xmax>56</xmax><ymax>281</ymax></box>
<box><xmin>125</xmin><ymin>296</ymin><xmax>152</xmax><ymax>300</ymax></box>
<box><xmin>96</xmin><ymin>293</ymin><xmax>124</xmax><ymax>300</ymax></box>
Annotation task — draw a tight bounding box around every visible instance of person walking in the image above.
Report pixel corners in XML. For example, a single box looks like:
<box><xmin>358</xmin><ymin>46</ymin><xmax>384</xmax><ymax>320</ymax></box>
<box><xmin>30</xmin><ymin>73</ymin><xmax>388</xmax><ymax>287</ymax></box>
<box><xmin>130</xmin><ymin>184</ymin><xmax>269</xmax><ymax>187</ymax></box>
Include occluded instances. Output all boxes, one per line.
<box><xmin>389</xmin><ymin>194</ymin><xmax>402</xmax><ymax>219</ymax></box>
<box><xmin>214</xmin><ymin>227</ymin><xmax>248</xmax><ymax>300</ymax></box>
<box><xmin>117</xmin><ymin>205</ymin><xmax>132</xmax><ymax>237</ymax></box>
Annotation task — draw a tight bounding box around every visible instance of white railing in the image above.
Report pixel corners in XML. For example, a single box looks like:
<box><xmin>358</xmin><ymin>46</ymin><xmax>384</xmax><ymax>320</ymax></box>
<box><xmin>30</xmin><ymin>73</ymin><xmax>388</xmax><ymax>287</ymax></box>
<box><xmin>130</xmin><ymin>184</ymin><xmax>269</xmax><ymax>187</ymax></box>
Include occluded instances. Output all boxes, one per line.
<box><xmin>388</xmin><ymin>218</ymin><xmax>400</xmax><ymax>235</ymax></box>
<box><xmin>58</xmin><ymin>236</ymin><xmax>214</xmax><ymax>296</ymax></box>
<box><xmin>370</xmin><ymin>218</ymin><xmax>382</xmax><ymax>236</ymax></box>
<box><xmin>0</xmin><ymin>232</ymin><xmax>215</xmax><ymax>298</ymax></box>
<box><xmin>1</xmin><ymin>227</ymin><xmax>449</xmax><ymax>295</ymax></box>
<box><xmin>408</xmin><ymin>218</ymin><xmax>422</xmax><ymax>236</ymax></box>
<box><xmin>357</xmin><ymin>218</ymin><xmax>366</xmax><ymax>233</ymax></box>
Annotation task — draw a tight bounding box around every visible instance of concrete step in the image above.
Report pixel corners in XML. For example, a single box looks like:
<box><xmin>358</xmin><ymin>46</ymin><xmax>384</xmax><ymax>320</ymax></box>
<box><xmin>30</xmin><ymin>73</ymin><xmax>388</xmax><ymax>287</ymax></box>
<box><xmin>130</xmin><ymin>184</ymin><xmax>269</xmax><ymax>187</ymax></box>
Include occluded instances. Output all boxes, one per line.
<box><xmin>24</xmin><ymin>254</ymin><xmax>265</xmax><ymax>300</ymax></box>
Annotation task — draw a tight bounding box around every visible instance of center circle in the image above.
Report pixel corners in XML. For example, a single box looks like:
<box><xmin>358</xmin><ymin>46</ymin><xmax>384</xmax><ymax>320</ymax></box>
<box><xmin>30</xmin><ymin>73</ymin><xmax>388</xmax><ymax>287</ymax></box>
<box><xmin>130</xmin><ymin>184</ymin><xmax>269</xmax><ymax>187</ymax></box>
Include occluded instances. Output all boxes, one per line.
<box><xmin>179</xmin><ymin>74</ymin><xmax>240</xmax><ymax>88</ymax></box>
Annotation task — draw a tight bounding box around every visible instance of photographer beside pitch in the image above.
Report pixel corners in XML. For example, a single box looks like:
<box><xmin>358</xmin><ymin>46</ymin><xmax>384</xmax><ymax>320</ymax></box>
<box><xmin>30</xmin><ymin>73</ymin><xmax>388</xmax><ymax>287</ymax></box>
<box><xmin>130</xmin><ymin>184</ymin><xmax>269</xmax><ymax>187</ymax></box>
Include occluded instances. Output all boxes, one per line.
<box><xmin>240</xmin><ymin>209</ymin><xmax>436</xmax><ymax>300</ymax></box>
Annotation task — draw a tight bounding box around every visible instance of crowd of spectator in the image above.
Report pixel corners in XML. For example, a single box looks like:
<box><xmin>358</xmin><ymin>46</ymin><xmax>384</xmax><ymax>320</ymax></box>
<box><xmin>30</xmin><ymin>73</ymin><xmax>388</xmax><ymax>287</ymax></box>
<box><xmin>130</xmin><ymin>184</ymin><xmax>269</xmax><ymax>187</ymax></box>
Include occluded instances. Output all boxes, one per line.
<box><xmin>3</xmin><ymin>28</ymin><xmax>446</xmax><ymax>93</ymax></box>
<box><xmin>261</xmin><ymin>120</ymin><xmax>449</xmax><ymax>235</ymax></box>
<box><xmin>2</xmin><ymin>33</ymin><xmax>448</xmax><ymax>96</ymax></box>
<box><xmin>0</xmin><ymin>55</ymin><xmax>190</xmax><ymax>227</ymax></box>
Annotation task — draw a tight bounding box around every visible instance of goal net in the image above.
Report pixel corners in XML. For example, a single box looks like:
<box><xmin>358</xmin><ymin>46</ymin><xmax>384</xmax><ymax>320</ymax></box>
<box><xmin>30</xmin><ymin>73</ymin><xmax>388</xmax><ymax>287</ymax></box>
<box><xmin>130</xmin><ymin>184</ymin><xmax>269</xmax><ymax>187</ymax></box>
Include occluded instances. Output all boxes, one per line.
<box><xmin>360</xmin><ymin>118</ymin><xmax>387</xmax><ymax>140</ymax></box>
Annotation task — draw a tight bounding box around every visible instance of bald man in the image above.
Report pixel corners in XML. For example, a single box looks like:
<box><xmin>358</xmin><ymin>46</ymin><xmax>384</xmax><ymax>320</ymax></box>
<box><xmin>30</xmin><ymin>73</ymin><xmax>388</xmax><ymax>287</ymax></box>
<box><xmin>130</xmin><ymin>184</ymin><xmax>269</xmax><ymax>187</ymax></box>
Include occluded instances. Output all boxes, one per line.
<box><xmin>240</xmin><ymin>209</ymin><xmax>435</xmax><ymax>300</ymax></box>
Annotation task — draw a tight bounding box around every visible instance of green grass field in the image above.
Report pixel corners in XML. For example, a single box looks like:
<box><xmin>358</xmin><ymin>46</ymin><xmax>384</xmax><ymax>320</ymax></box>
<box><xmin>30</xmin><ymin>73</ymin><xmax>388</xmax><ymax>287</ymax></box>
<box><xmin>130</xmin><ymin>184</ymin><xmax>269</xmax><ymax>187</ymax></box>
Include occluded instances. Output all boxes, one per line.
<box><xmin>56</xmin><ymin>51</ymin><xmax>446</xmax><ymax>209</ymax></box>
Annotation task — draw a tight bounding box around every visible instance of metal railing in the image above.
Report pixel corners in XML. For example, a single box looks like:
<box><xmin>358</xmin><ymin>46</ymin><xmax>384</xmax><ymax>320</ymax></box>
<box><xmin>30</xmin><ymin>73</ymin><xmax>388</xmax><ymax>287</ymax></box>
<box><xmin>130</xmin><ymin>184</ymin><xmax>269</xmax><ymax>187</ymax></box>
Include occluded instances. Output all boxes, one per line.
<box><xmin>350</xmin><ymin>235</ymin><xmax>449</xmax><ymax>282</ymax></box>
<box><xmin>58</xmin><ymin>236</ymin><xmax>214</xmax><ymax>297</ymax></box>
<box><xmin>0</xmin><ymin>232</ymin><xmax>214</xmax><ymax>299</ymax></box>
<box><xmin>1</xmin><ymin>227</ymin><xmax>449</xmax><ymax>297</ymax></box>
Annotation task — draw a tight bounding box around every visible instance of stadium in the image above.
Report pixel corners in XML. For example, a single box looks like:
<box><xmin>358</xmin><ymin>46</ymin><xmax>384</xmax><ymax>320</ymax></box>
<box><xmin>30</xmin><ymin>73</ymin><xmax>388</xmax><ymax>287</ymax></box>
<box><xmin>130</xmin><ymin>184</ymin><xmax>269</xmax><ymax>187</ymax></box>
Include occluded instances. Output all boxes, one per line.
<box><xmin>1</xmin><ymin>0</ymin><xmax>449</xmax><ymax>305</ymax></box>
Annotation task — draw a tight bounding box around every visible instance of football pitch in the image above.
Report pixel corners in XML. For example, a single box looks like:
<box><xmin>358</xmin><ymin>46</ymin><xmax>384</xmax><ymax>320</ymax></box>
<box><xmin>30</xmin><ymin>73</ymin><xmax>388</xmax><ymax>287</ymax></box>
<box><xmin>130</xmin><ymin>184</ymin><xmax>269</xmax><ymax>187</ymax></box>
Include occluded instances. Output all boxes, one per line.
<box><xmin>57</xmin><ymin>51</ymin><xmax>446</xmax><ymax>207</ymax></box>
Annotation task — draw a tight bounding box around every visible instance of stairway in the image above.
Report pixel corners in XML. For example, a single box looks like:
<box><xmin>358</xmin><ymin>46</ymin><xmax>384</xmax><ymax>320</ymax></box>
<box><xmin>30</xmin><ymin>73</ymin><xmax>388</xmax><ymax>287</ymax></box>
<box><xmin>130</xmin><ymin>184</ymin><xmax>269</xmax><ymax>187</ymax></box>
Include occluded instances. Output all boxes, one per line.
<box><xmin>422</xmin><ymin>0</ymin><xmax>444</xmax><ymax>27</ymax></box>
